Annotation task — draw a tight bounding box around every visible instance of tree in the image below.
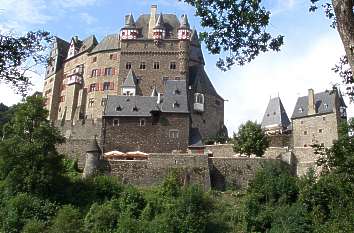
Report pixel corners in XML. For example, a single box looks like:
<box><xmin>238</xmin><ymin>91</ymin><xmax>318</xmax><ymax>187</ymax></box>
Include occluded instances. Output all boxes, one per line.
<box><xmin>233</xmin><ymin>121</ymin><xmax>269</xmax><ymax>157</ymax></box>
<box><xmin>0</xmin><ymin>31</ymin><xmax>52</xmax><ymax>95</ymax></box>
<box><xmin>0</xmin><ymin>96</ymin><xmax>65</xmax><ymax>196</ymax></box>
<box><xmin>49</xmin><ymin>205</ymin><xmax>83</xmax><ymax>233</ymax></box>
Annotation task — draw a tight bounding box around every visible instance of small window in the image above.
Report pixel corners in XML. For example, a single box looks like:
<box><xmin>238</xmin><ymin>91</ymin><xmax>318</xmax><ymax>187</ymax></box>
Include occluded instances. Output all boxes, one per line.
<box><xmin>89</xmin><ymin>84</ymin><xmax>96</xmax><ymax>92</ymax></box>
<box><xmin>324</xmin><ymin>103</ymin><xmax>328</xmax><ymax>109</ymax></box>
<box><xmin>101</xmin><ymin>98</ymin><xmax>107</xmax><ymax>106</ymax></box>
<box><xmin>298</xmin><ymin>107</ymin><xmax>303</xmax><ymax>113</ymax></box>
<box><xmin>103</xmin><ymin>82</ymin><xmax>110</xmax><ymax>90</ymax></box>
<box><xmin>169</xmin><ymin>130</ymin><xmax>179</xmax><ymax>139</ymax></box>
<box><xmin>109</xmin><ymin>54</ymin><xmax>116</xmax><ymax>60</ymax></box>
<box><xmin>153</xmin><ymin>62</ymin><xmax>160</xmax><ymax>69</ymax></box>
<box><xmin>139</xmin><ymin>119</ymin><xmax>145</xmax><ymax>126</ymax></box>
<box><xmin>215</xmin><ymin>100</ymin><xmax>221</xmax><ymax>106</ymax></box>
<box><xmin>133</xmin><ymin>106</ymin><xmax>138</xmax><ymax>112</ymax></box>
<box><xmin>319</xmin><ymin>129</ymin><xmax>323</xmax><ymax>133</ymax></box>
<box><xmin>304</xmin><ymin>144</ymin><xmax>308</xmax><ymax>147</ymax></box>
<box><xmin>174</xmin><ymin>89</ymin><xmax>181</xmax><ymax>95</ymax></box>
<box><xmin>300</xmin><ymin>120</ymin><xmax>304</xmax><ymax>124</ymax></box>
<box><xmin>92</xmin><ymin>57</ymin><xmax>97</xmax><ymax>63</ymax></box>
<box><xmin>170</xmin><ymin>62</ymin><xmax>176</xmax><ymax>69</ymax></box>
<box><xmin>113</xmin><ymin>119</ymin><xmax>119</xmax><ymax>126</ymax></box>
<box><xmin>126</xmin><ymin>62</ymin><xmax>132</xmax><ymax>70</ymax></box>
<box><xmin>60</xmin><ymin>96</ymin><xmax>65</xmax><ymax>102</ymax></box>
<box><xmin>173</xmin><ymin>102</ymin><xmax>180</xmax><ymax>108</ymax></box>
<box><xmin>140</xmin><ymin>62</ymin><xmax>146</xmax><ymax>70</ymax></box>
<box><xmin>91</xmin><ymin>69</ymin><xmax>98</xmax><ymax>77</ymax></box>
<box><xmin>323</xmin><ymin>117</ymin><xmax>326</xmax><ymax>121</ymax></box>
<box><xmin>195</xmin><ymin>93</ymin><xmax>204</xmax><ymax>104</ymax></box>
<box><xmin>89</xmin><ymin>98</ymin><xmax>94</xmax><ymax>107</ymax></box>
<box><xmin>105</xmin><ymin>67</ymin><xmax>112</xmax><ymax>76</ymax></box>
<box><xmin>116</xmin><ymin>106</ymin><xmax>122</xmax><ymax>111</ymax></box>
<box><xmin>320</xmin><ymin>143</ymin><xmax>325</xmax><ymax>147</ymax></box>
<box><xmin>273</xmin><ymin>112</ymin><xmax>276</xmax><ymax>115</ymax></box>
<box><xmin>304</xmin><ymin>131</ymin><xmax>307</xmax><ymax>135</ymax></box>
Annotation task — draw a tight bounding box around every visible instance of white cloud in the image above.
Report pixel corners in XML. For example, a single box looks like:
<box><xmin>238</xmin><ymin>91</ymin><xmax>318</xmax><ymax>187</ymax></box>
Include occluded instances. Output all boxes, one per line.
<box><xmin>54</xmin><ymin>0</ymin><xmax>100</xmax><ymax>8</ymax></box>
<box><xmin>79</xmin><ymin>12</ymin><xmax>97</xmax><ymax>25</ymax></box>
<box><xmin>209</xmin><ymin>32</ymin><xmax>353</xmax><ymax>135</ymax></box>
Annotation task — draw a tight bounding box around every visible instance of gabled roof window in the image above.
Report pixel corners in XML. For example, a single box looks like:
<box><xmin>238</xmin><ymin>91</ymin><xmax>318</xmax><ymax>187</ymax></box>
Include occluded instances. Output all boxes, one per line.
<box><xmin>173</xmin><ymin>102</ymin><xmax>180</xmax><ymax>108</ymax></box>
<box><xmin>298</xmin><ymin>107</ymin><xmax>303</xmax><ymax>113</ymax></box>
<box><xmin>116</xmin><ymin>106</ymin><xmax>122</xmax><ymax>111</ymax></box>
<box><xmin>174</xmin><ymin>89</ymin><xmax>181</xmax><ymax>95</ymax></box>
<box><xmin>324</xmin><ymin>103</ymin><xmax>328</xmax><ymax>109</ymax></box>
<box><xmin>133</xmin><ymin>106</ymin><xmax>138</xmax><ymax>112</ymax></box>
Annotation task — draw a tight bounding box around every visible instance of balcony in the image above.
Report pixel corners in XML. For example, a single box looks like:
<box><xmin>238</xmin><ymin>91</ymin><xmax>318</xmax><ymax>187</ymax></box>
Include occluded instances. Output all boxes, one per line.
<box><xmin>194</xmin><ymin>103</ymin><xmax>204</xmax><ymax>112</ymax></box>
<box><xmin>67</xmin><ymin>75</ymin><xmax>82</xmax><ymax>85</ymax></box>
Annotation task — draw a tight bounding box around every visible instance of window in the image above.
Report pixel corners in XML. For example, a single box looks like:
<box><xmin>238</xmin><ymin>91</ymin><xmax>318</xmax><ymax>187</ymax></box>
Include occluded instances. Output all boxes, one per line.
<box><xmin>101</xmin><ymin>98</ymin><xmax>107</xmax><ymax>106</ymax></box>
<box><xmin>140</xmin><ymin>62</ymin><xmax>146</xmax><ymax>70</ymax></box>
<box><xmin>175</xmin><ymin>77</ymin><xmax>181</xmax><ymax>80</ymax></box>
<box><xmin>92</xmin><ymin>57</ymin><xmax>97</xmax><ymax>62</ymax></box>
<box><xmin>109</xmin><ymin>54</ymin><xmax>117</xmax><ymax>60</ymax></box>
<box><xmin>319</xmin><ymin>129</ymin><xmax>323</xmax><ymax>133</ymax></box>
<box><xmin>304</xmin><ymin>131</ymin><xmax>308</xmax><ymax>135</ymax></box>
<box><xmin>169</xmin><ymin>130</ymin><xmax>179</xmax><ymax>139</ymax></box>
<box><xmin>105</xmin><ymin>67</ymin><xmax>112</xmax><ymax>76</ymax></box>
<box><xmin>300</xmin><ymin>120</ymin><xmax>304</xmax><ymax>124</ymax></box>
<box><xmin>89</xmin><ymin>84</ymin><xmax>96</xmax><ymax>92</ymax></box>
<box><xmin>133</xmin><ymin>106</ymin><xmax>138</xmax><ymax>112</ymax></box>
<box><xmin>163</xmin><ymin>77</ymin><xmax>169</xmax><ymax>85</ymax></box>
<box><xmin>173</xmin><ymin>102</ymin><xmax>180</xmax><ymax>108</ymax></box>
<box><xmin>195</xmin><ymin>93</ymin><xmax>204</xmax><ymax>104</ymax></box>
<box><xmin>89</xmin><ymin>98</ymin><xmax>94</xmax><ymax>107</ymax></box>
<box><xmin>170</xmin><ymin>62</ymin><xmax>176</xmax><ymax>69</ymax></box>
<box><xmin>59</xmin><ymin>96</ymin><xmax>65</xmax><ymax>102</ymax></box>
<box><xmin>116</xmin><ymin>106</ymin><xmax>122</xmax><ymax>111</ymax></box>
<box><xmin>113</xmin><ymin>119</ymin><xmax>119</xmax><ymax>126</ymax></box>
<box><xmin>174</xmin><ymin>89</ymin><xmax>181</xmax><ymax>95</ymax></box>
<box><xmin>273</xmin><ymin>112</ymin><xmax>276</xmax><ymax>115</ymax></box>
<box><xmin>92</xmin><ymin>69</ymin><xmax>98</xmax><ymax>77</ymax></box>
<box><xmin>126</xmin><ymin>62</ymin><xmax>132</xmax><ymax>69</ymax></box>
<box><xmin>103</xmin><ymin>82</ymin><xmax>110</xmax><ymax>90</ymax></box>
<box><xmin>139</xmin><ymin>119</ymin><xmax>145</xmax><ymax>126</ymax></box>
<box><xmin>153</xmin><ymin>62</ymin><xmax>160</xmax><ymax>69</ymax></box>
<box><xmin>324</xmin><ymin>103</ymin><xmax>328</xmax><ymax>109</ymax></box>
<box><xmin>298</xmin><ymin>107</ymin><xmax>303</xmax><ymax>113</ymax></box>
<box><xmin>323</xmin><ymin>117</ymin><xmax>326</xmax><ymax>121</ymax></box>
<box><xmin>320</xmin><ymin>143</ymin><xmax>325</xmax><ymax>147</ymax></box>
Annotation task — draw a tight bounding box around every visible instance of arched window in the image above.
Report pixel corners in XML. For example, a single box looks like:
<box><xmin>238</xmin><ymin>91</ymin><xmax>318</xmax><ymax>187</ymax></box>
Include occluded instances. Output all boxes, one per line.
<box><xmin>195</xmin><ymin>93</ymin><xmax>204</xmax><ymax>104</ymax></box>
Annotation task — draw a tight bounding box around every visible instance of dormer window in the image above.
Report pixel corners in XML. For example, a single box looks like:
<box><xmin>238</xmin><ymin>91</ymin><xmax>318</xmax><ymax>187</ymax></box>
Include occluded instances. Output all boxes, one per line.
<box><xmin>116</xmin><ymin>106</ymin><xmax>122</xmax><ymax>111</ymax></box>
<box><xmin>173</xmin><ymin>102</ymin><xmax>180</xmax><ymax>108</ymax></box>
<box><xmin>133</xmin><ymin>106</ymin><xmax>138</xmax><ymax>112</ymax></box>
<box><xmin>298</xmin><ymin>107</ymin><xmax>303</xmax><ymax>113</ymax></box>
<box><xmin>324</xmin><ymin>103</ymin><xmax>328</xmax><ymax>109</ymax></box>
<box><xmin>174</xmin><ymin>89</ymin><xmax>181</xmax><ymax>95</ymax></box>
<box><xmin>195</xmin><ymin>93</ymin><xmax>204</xmax><ymax>104</ymax></box>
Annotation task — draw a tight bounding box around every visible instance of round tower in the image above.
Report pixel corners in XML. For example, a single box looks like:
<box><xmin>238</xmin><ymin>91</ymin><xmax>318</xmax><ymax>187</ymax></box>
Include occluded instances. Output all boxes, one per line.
<box><xmin>82</xmin><ymin>137</ymin><xmax>101</xmax><ymax>179</ymax></box>
<box><xmin>120</xmin><ymin>13</ymin><xmax>138</xmax><ymax>40</ymax></box>
<box><xmin>178</xmin><ymin>14</ymin><xmax>191</xmax><ymax>40</ymax></box>
<box><xmin>178</xmin><ymin>15</ymin><xmax>191</xmax><ymax>79</ymax></box>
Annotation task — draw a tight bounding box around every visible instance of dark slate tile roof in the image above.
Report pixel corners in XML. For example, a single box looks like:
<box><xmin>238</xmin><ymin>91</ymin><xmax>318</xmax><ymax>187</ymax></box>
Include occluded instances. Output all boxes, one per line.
<box><xmin>291</xmin><ymin>90</ymin><xmax>346</xmax><ymax>119</ymax></box>
<box><xmin>189</xmin><ymin>66</ymin><xmax>222</xmax><ymax>100</ymax></box>
<box><xmin>79</xmin><ymin>35</ymin><xmax>98</xmax><ymax>53</ymax></box>
<box><xmin>261</xmin><ymin>97</ymin><xmax>291</xmax><ymax>130</ymax></box>
<box><xmin>104</xmin><ymin>80</ymin><xmax>189</xmax><ymax>117</ymax></box>
<box><xmin>189</xmin><ymin>128</ymin><xmax>204</xmax><ymax>148</ymax></box>
<box><xmin>160</xmin><ymin>80</ymin><xmax>189</xmax><ymax>113</ymax></box>
<box><xmin>135</xmin><ymin>14</ymin><xmax>180</xmax><ymax>39</ymax></box>
<box><xmin>105</xmin><ymin>96</ymin><xmax>159</xmax><ymax>117</ymax></box>
<box><xmin>90</xmin><ymin>34</ymin><xmax>120</xmax><ymax>54</ymax></box>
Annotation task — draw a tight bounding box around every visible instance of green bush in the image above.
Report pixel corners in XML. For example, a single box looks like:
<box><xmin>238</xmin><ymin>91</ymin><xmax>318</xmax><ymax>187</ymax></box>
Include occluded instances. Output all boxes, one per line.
<box><xmin>49</xmin><ymin>205</ymin><xmax>83</xmax><ymax>233</ymax></box>
<box><xmin>22</xmin><ymin>219</ymin><xmax>47</xmax><ymax>233</ymax></box>
<box><xmin>84</xmin><ymin>201</ymin><xmax>119</xmax><ymax>233</ymax></box>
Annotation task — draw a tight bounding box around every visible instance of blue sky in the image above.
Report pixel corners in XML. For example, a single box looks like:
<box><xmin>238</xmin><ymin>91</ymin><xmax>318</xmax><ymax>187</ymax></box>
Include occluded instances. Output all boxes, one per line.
<box><xmin>0</xmin><ymin>0</ymin><xmax>352</xmax><ymax>134</ymax></box>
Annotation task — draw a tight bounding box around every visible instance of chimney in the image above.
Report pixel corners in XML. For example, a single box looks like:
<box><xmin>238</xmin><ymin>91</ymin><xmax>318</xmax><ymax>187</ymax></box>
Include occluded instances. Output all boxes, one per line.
<box><xmin>308</xmin><ymin>89</ymin><xmax>315</xmax><ymax>115</ymax></box>
<box><xmin>148</xmin><ymin>5</ymin><xmax>157</xmax><ymax>38</ymax></box>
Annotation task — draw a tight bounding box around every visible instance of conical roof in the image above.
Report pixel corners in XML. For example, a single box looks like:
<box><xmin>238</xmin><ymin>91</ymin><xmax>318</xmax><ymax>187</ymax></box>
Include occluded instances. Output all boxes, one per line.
<box><xmin>179</xmin><ymin>14</ymin><xmax>190</xmax><ymax>29</ymax></box>
<box><xmin>261</xmin><ymin>97</ymin><xmax>290</xmax><ymax>130</ymax></box>
<box><xmin>86</xmin><ymin>137</ymin><xmax>101</xmax><ymax>152</ymax></box>
<box><xmin>122</xmin><ymin>69</ymin><xmax>137</xmax><ymax>87</ymax></box>
<box><xmin>124</xmin><ymin>13</ymin><xmax>136</xmax><ymax>28</ymax></box>
<box><xmin>154</xmin><ymin>13</ymin><xmax>165</xmax><ymax>29</ymax></box>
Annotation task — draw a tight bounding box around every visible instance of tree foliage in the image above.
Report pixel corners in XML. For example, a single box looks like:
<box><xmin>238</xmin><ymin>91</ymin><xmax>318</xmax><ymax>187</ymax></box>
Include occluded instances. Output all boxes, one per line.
<box><xmin>180</xmin><ymin>0</ymin><xmax>284</xmax><ymax>71</ymax></box>
<box><xmin>0</xmin><ymin>31</ymin><xmax>52</xmax><ymax>95</ymax></box>
<box><xmin>233</xmin><ymin>121</ymin><xmax>269</xmax><ymax>156</ymax></box>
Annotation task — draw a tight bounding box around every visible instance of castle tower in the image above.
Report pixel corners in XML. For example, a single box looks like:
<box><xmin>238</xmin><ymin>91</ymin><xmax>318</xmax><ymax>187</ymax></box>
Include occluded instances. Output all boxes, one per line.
<box><xmin>121</xmin><ymin>69</ymin><xmax>137</xmax><ymax>96</ymax></box>
<box><xmin>83</xmin><ymin>137</ymin><xmax>101</xmax><ymax>179</ymax></box>
<box><xmin>178</xmin><ymin>14</ymin><xmax>191</xmax><ymax>40</ymax></box>
<box><xmin>261</xmin><ymin>97</ymin><xmax>291</xmax><ymax>135</ymax></box>
<box><xmin>152</xmin><ymin>13</ymin><xmax>166</xmax><ymax>41</ymax></box>
<box><xmin>120</xmin><ymin>13</ymin><xmax>138</xmax><ymax>40</ymax></box>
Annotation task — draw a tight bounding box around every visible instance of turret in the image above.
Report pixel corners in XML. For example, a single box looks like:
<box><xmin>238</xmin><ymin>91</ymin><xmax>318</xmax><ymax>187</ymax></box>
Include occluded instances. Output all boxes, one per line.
<box><xmin>120</xmin><ymin>13</ymin><xmax>138</xmax><ymax>40</ymax></box>
<box><xmin>178</xmin><ymin>14</ymin><xmax>191</xmax><ymax>40</ymax></box>
<box><xmin>153</xmin><ymin>13</ymin><xmax>166</xmax><ymax>41</ymax></box>
<box><xmin>83</xmin><ymin>137</ymin><xmax>101</xmax><ymax>179</ymax></box>
<box><xmin>121</xmin><ymin>69</ymin><xmax>137</xmax><ymax>96</ymax></box>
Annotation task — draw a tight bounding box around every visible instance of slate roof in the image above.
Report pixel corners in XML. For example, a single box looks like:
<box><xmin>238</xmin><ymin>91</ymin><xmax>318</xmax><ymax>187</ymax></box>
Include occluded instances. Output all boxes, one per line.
<box><xmin>189</xmin><ymin>128</ymin><xmax>204</xmax><ymax>148</ymax></box>
<box><xmin>189</xmin><ymin>66</ymin><xmax>222</xmax><ymax>100</ymax></box>
<box><xmin>179</xmin><ymin>14</ymin><xmax>190</xmax><ymax>29</ymax></box>
<box><xmin>261</xmin><ymin>97</ymin><xmax>291</xmax><ymax>130</ymax></box>
<box><xmin>122</xmin><ymin>69</ymin><xmax>137</xmax><ymax>87</ymax></box>
<box><xmin>78</xmin><ymin>35</ymin><xmax>98</xmax><ymax>53</ymax></box>
<box><xmin>90</xmin><ymin>34</ymin><xmax>120</xmax><ymax>54</ymax></box>
<box><xmin>154</xmin><ymin>13</ymin><xmax>165</xmax><ymax>29</ymax></box>
<box><xmin>135</xmin><ymin>14</ymin><xmax>180</xmax><ymax>39</ymax></box>
<box><xmin>291</xmin><ymin>89</ymin><xmax>346</xmax><ymax>119</ymax></box>
<box><xmin>104</xmin><ymin>80</ymin><xmax>189</xmax><ymax>117</ymax></box>
<box><xmin>124</xmin><ymin>13</ymin><xmax>136</xmax><ymax>28</ymax></box>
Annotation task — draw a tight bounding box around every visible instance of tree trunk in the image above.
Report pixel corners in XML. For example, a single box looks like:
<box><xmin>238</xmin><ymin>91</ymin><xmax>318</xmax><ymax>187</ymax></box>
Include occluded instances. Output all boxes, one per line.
<box><xmin>332</xmin><ymin>0</ymin><xmax>354</xmax><ymax>72</ymax></box>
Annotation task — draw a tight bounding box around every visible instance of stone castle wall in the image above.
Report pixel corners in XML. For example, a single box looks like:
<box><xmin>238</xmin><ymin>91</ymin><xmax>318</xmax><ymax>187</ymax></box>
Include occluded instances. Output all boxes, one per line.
<box><xmin>205</xmin><ymin>144</ymin><xmax>234</xmax><ymax>157</ymax></box>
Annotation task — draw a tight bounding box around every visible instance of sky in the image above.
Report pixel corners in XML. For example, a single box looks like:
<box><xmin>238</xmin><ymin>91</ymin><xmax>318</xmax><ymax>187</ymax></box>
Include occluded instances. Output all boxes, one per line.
<box><xmin>0</xmin><ymin>0</ymin><xmax>352</xmax><ymax>134</ymax></box>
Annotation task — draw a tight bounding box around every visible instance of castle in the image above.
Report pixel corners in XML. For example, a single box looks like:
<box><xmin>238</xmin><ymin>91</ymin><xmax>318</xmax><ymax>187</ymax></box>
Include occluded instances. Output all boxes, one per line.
<box><xmin>43</xmin><ymin>5</ymin><xmax>227</xmax><ymax>163</ymax></box>
<box><xmin>261</xmin><ymin>88</ymin><xmax>347</xmax><ymax>175</ymax></box>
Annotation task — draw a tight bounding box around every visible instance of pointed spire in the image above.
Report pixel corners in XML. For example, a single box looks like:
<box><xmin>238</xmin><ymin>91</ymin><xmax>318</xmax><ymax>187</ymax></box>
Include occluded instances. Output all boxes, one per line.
<box><xmin>154</xmin><ymin>13</ymin><xmax>164</xmax><ymax>29</ymax></box>
<box><xmin>151</xmin><ymin>87</ymin><xmax>158</xmax><ymax>97</ymax></box>
<box><xmin>261</xmin><ymin>97</ymin><xmax>291</xmax><ymax>132</ymax></box>
<box><xmin>179</xmin><ymin>14</ymin><xmax>190</xmax><ymax>29</ymax></box>
<box><xmin>124</xmin><ymin>13</ymin><xmax>136</xmax><ymax>28</ymax></box>
<box><xmin>122</xmin><ymin>69</ymin><xmax>137</xmax><ymax>87</ymax></box>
